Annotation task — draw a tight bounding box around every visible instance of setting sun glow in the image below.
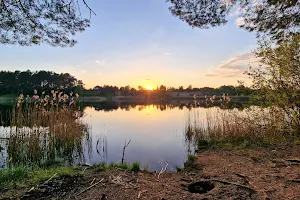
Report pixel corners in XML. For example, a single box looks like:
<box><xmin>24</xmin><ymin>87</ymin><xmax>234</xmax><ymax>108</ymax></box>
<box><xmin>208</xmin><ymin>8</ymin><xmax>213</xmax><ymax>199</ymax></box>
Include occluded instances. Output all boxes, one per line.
<box><xmin>146</xmin><ymin>85</ymin><xmax>153</xmax><ymax>91</ymax></box>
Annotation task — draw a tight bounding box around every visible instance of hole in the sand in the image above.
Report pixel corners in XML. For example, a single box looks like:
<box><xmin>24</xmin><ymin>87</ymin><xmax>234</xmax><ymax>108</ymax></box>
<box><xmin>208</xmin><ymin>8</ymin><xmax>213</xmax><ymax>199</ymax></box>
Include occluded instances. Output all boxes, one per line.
<box><xmin>187</xmin><ymin>181</ymin><xmax>215</xmax><ymax>194</ymax></box>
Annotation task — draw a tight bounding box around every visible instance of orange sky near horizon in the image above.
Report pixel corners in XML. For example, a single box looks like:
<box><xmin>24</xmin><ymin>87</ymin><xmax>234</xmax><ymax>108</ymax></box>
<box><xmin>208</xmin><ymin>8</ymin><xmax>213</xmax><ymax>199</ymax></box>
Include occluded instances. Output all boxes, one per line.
<box><xmin>78</xmin><ymin>71</ymin><xmax>252</xmax><ymax>90</ymax></box>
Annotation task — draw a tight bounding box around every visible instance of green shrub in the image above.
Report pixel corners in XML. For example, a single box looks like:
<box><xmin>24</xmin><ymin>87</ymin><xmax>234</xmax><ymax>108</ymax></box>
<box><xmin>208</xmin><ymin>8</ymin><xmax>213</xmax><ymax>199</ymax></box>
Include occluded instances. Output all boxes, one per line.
<box><xmin>130</xmin><ymin>162</ymin><xmax>140</xmax><ymax>172</ymax></box>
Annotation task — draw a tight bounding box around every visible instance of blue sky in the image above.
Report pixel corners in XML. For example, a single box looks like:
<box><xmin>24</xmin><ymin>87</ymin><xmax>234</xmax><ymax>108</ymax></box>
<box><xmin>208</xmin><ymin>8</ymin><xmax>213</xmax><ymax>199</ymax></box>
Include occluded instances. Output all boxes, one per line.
<box><xmin>0</xmin><ymin>0</ymin><xmax>258</xmax><ymax>89</ymax></box>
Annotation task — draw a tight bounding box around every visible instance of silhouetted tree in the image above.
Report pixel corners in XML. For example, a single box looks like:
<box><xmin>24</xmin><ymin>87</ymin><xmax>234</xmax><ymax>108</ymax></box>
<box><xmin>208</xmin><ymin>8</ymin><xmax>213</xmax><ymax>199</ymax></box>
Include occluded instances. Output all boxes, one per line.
<box><xmin>0</xmin><ymin>0</ymin><xmax>94</xmax><ymax>47</ymax></box>
<box><xmin>167</xmin><ymin>0</ymin><xmax>299</xmax><ymax>42</ymax></box>
<box><xmin>138</xmin><ymin>86</ymin><xmax>144</xmax><ymax>91</ymax></box>
<box><xmin>2</xmin><ymin>1</ymin><xmax>298</xmax><ymax>47</ymax></box>
<box><xmin>159</xmin><ymin>85</ymin><xmax>167</xmax><ymax>92</ymax></box>
<box><xmin>186</xmin><ymin>85</ymin><xmax>193</xmax><ymax>92</ymax></box>
<box><xmin>218</xmin><ymin>85</ymin><xmax>236</xmax><ymax>95</ymax></box>
<box><xmin>178</xmin><ymin>86</ymin><xmax>184</xmax><ymax>91</ymax></box>
<box><xmin>0</xmin><ymin>70</ymin><xmax>80</xmax><ymax>95</ymax></box>
<box><xmin>74</xmin><ymin>80</ymin><xmax>84</xmax><ymax>96</ymax></box>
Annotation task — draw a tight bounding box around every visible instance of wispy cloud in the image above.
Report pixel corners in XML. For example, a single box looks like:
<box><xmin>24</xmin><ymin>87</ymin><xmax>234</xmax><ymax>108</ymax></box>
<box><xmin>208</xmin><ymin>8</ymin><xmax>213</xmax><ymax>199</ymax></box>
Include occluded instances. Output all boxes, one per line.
<box><xmin>205</xmin><ymin>72</ymin><xmax>241</xmax><ymax>78</ymax></box>
<box><xmin>205</xmin><ymin>74</ymin><xmax>219</xmax><ymax>77</ymax></box>
<box><xmin>164</xmin><ymin>52</ymin><xmax>171</xmax><ymax>56</ymax></box>
<box><xmin>205</xmin><ymin>52</ymin><xmax>260</xmax><ymax>78</ymax></box>
<box><xmin>96</xmin><ymin>59</ymin><xmax>106</xmax><ymax>66</ymax></box>
<box><xmin>223</xmin><ymin>73</ymin><xmax>241</xmax><ymax>78</ymax></box>
<box><xmin>217</xmin><ymin>52</ymin><xmax>255</xmax><ymax>71</ymax></box>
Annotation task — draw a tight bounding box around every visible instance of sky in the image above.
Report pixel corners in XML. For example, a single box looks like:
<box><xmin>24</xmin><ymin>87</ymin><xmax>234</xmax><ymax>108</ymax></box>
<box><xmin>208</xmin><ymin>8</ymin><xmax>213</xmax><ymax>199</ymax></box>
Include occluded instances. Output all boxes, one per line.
<box><xmin>0</xmin><ymin>0</ymin><xmax>259</xmax><ymax>89</ymax></box>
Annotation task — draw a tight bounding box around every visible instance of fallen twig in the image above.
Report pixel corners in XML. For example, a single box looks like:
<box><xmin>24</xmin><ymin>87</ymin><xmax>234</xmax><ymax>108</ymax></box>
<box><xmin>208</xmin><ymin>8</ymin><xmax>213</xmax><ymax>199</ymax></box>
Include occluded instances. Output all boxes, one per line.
<box><xmin>82</xmin><ymin>167</ymin><xmax>88</xmax><ymax>173</ymax></box>
<box><xmin>27</xmin><ymin>187</ymin><xmax>35</xmax><ymax>193</ymax></box>
<box><xmin>90</xmin><ymin>178</ymin><xmax>96</xmax><ymax>185</ymax></box>
<box><xmin>128</xmin><ymin>182</ymin><xmax>138</xmax><ymax>188</ymax></box>
<box><xmin>209</xmin><ymin>178</ymin><xmax>256</xmax><ymax>192</ymax></box>
<box><xmin>138</xmin><ymin>189</ymin><xmax>147</xmax><ymax>199</ymax></box>
<box><xmin>235</xmin><ymin>173</ymin><xmax>256</xmax><ymax>189</ymax></box>
<box><xmin>158</xmin><ymin>162</ymin><xmax>169</xmax><ymax>179</ymax></box>
<box><xmin>77</xmin><ymin>178</ymin><xmax>104</xmax><ymax>196</ymax></box>
<box><xmin>235</xmin><ymin>173</ymin><xmax>270</xmax><ymax>199</ymax></box>
<box><xmin>44</xmin><ymin>173</ymin><xmax>57</xmax><ymax>184</ymax></box>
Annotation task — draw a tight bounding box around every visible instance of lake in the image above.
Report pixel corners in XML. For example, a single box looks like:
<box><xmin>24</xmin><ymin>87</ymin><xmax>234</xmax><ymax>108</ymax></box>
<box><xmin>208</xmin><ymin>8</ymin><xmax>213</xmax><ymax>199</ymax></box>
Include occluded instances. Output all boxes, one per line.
<box><xmin>0</xmin><ymin>101</ymin><xmax>247</xmax><ymax>171</ymax></box>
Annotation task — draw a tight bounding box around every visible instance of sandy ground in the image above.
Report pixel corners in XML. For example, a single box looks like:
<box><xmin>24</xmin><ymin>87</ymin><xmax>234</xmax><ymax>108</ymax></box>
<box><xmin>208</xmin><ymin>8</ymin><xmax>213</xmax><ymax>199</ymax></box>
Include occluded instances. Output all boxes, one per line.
<box><xmin>3</xmin><ymin>145</ymin><xmax>300</xmax><ymax>200</ymax></box>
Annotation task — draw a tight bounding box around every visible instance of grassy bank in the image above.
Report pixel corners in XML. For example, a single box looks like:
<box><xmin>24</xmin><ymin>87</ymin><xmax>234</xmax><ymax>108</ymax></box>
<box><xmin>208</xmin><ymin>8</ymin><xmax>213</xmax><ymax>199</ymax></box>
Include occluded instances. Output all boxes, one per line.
<box><xmin>0</xmin><ymin>161</ymin><xmax>141</xmax><ymax>199</ymax></box>
<box><xmin>0</xmin><ymin>162</ymin><xmax>141</xmax><ymax>189</ymax></box>
<box><xmin>0</xmin><ymin>166</ymin><xmax>78</xmax><ymax>189</ymax></box>
<box><xmin>185</xmin><ymin>107</ymin><xmax>300</xmax><ymax>151</ymax></box>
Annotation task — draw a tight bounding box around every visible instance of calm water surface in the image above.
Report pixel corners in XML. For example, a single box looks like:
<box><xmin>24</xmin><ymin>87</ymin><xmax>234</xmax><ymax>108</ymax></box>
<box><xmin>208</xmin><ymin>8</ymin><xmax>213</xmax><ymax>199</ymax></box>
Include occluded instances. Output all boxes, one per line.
<box><xmin>0</xmin><ymin>102</ymin><xmax>244</xmax><ymax>171</ymax></box>
<box><xmin>83</xmin><ymin>105</ymin><xmax>205</xmax><ymax>171</ymax></box>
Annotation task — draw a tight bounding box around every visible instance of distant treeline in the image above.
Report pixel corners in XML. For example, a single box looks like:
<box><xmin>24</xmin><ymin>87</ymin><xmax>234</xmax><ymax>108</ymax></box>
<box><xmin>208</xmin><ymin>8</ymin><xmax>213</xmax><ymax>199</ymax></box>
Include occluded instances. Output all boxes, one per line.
<box><xmin>88</xmin><ymin>84</ymin><xmax>253</xmax><ymax>96</ymax></box>
<box><xmin>0</xmin><ymin>70</ymin><xmax>253</xmax><ymax>97</ymax></box>
<box><xmin>0</xmin><ymin>70</ymin><xmax>83</xmax><ymax>95</ymax></box>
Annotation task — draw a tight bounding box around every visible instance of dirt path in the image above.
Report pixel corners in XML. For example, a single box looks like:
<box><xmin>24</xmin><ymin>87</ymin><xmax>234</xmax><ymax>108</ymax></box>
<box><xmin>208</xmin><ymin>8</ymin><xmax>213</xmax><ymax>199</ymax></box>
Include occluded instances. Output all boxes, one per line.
<box><xmin>6</xmin><ymin>146</ymin><xmax>300</xmax><ymax>200</ymax></box>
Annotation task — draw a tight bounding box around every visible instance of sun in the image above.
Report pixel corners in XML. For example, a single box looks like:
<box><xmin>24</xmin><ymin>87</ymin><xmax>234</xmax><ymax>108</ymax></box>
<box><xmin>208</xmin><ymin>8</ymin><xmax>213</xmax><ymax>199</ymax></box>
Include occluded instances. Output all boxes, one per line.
<box><xmin>145</xmin><ymin>85</ymin><xmax>153</xmax><ymax>91</ymax></box>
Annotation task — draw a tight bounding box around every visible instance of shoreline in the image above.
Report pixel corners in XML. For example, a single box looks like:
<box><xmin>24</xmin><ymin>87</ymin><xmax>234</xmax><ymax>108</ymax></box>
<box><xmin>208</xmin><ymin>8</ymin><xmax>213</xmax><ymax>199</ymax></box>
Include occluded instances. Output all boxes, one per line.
<box><xmin>0</xmin><ymin>95</ymin><xmax>250</xmax><ymax>103</ymax></box>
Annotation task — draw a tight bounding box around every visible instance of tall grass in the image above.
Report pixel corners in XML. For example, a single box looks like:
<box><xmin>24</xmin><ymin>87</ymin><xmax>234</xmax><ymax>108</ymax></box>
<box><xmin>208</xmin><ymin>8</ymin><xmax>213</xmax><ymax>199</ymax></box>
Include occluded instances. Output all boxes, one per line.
<box><xmin>185</xmin><ymin>106</ymin><xmax>298</xmax><ymax>148</ymax></box>
<box><xmin>6</xmin><ymin>91</ymin><xmax>91</xmax><ymax>168</ymax></box>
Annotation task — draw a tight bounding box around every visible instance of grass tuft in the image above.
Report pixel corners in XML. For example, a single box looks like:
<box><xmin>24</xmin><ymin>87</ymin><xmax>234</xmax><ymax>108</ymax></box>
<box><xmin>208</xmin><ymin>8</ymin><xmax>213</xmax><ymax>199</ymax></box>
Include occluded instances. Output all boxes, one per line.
<box><xmin>93</xmin><ymin>162</ymin><xmax>107</xmax><ymax>172</ymax></box>
<box><xmin>0</xmin><ymin>166</ymin><xmax>77</xmax><ymax>189</ymax></box>
<box><xmin>93</xmin><ymin>161</ymin><xmax>140</xmax><ymax>172</ymax></box>
<box><xmin>0</xmin><ymin>167</ymin><xmax>28</xmax><ymax>188</ymax></box>
<box><xmin>129</xmin><ymin>162</ymin><xmax>140</xmax><ymax>172</ymax></box>
<box><xmin>29</xmin><ymin>167</ymin><xmax>77</xmax><ymax>185</ymax></box>
<box><xmin>175</xmin><ymin>165</ymin><xmax>184</xmax><ymax>172</ymax></box>
<box><xmin>187</xmin><ymin>154</ymin><xmax>196</xmax><ymax>162</ymax></box>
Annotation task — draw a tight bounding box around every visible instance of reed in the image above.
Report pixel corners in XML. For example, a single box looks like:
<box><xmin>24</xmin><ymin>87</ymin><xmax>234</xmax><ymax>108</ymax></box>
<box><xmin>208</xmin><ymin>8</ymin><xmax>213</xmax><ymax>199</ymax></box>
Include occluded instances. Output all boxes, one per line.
<box><xmin>6</xmin><ymin>91</ymin><xmax>91</xmax><ymax>168</ymax></box>
<box><xmin>185</xmin><ymin>106</ymin><xmax>298</xmax><ymax>149</ymax></box>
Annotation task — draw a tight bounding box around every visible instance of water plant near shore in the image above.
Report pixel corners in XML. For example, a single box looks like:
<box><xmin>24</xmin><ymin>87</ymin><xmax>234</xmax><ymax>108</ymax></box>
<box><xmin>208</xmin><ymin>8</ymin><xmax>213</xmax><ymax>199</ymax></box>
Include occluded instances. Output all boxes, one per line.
<box><xmin>3</xmin><ymin>91</ymin><xmax>91</xmax><ymax>168</ymax></box>
<box><xmin>185</xmin><ymin>106</ymin><xmax>299</xmax><ymax>150</ymax></box>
